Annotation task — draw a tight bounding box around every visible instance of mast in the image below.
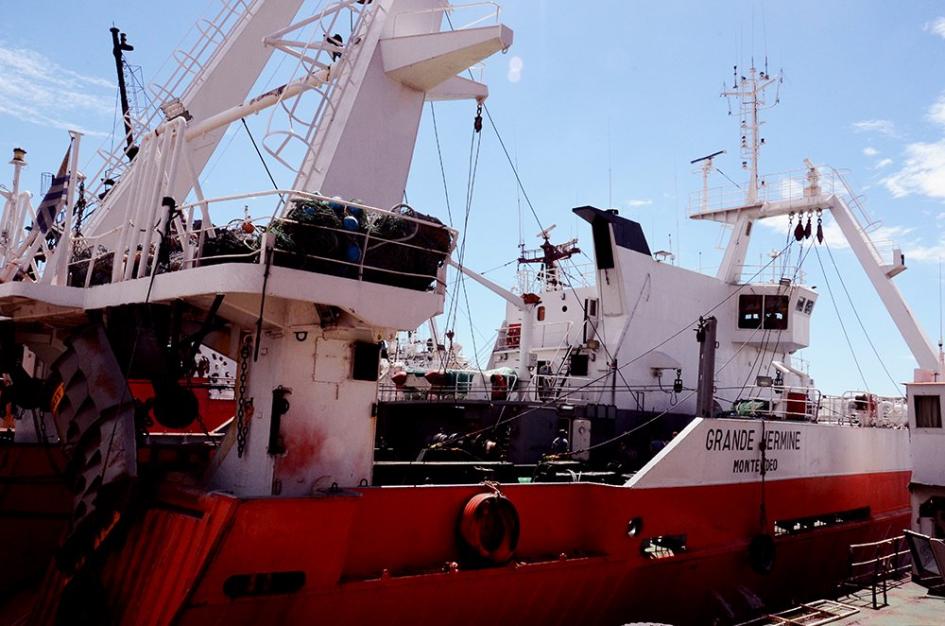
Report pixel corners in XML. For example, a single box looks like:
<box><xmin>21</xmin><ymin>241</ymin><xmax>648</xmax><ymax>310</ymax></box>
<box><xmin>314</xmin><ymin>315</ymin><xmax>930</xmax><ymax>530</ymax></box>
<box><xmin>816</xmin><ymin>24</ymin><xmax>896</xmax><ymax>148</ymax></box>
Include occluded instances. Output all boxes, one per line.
<box><xmin>517</xmin><ymin>224</ymin><xmax>580</xmax><ymax>291</ymax></box>
<box><xmin>110</xmin><ymin>27</ymin><xmax>138</xmax><ymax>161</ymax></box>
<box><xmin>715</xmin><ymin>62</ymin><xmax>782</xmax><ymax>284</ymax></box>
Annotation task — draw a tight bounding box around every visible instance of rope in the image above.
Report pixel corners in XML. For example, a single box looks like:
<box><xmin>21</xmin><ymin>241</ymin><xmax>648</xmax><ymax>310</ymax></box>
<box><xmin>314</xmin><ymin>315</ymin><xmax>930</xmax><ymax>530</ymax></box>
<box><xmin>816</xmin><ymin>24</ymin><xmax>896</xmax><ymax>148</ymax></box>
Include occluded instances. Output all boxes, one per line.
<box><xmin>441</xmin><ymin>126</ymin><xmax>482</xmax><ymax>370</ymax></box>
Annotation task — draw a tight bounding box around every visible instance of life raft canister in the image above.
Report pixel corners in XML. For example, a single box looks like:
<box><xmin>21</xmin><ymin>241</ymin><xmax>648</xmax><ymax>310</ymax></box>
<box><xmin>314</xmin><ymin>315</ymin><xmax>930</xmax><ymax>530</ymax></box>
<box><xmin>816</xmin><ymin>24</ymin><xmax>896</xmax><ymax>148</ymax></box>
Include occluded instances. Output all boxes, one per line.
<box><xmin>458</xmin><ymin>492</ymin><xmax>520</xmax><ymax>564</ymax></box>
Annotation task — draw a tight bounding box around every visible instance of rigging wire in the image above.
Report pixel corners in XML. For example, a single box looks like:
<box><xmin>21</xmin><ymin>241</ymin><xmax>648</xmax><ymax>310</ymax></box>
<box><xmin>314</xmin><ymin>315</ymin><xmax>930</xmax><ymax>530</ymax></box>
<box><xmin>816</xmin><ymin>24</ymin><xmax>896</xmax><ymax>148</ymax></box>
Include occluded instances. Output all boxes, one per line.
<box><xmin>241</xmin><ymin>118</ymin><xmax>279</xmax><ymax>192</ymax></box>
<box><xmin>482</xmin><ymin>104</ymin><xmax>544</xmax><ymax>233</ymax></box>
<box><xmin>429</xmin><ymin>102</ymin><xmax>455</xmax><ymax>228</ymax></box>
<box><xmin>822</xmin><ymin>239</ymin><xmax>903</xmax><ymax>393</ymax></box>
<box><xmin>441</xmin><ymin>124</ymin><xmax>482</xmax><ymax>369</ymax></box>
<box><xmin>813</xmin><ymin>245</ymin><xmax>870</xmax><ymax>392</ymax></box>
<box><xmin>567</xmin><ymin>310</ymin><xmax>779</xmax><ymax>458</ymax></box>
<box><xmin>733</xmin><ymin>236</ymin><xmax>813</xmax><ymax>401</ymax></box>
<box><xmin>442</xmin><ymin>244</ymin><xmax>793</xmax><ymax>446</ymax></box>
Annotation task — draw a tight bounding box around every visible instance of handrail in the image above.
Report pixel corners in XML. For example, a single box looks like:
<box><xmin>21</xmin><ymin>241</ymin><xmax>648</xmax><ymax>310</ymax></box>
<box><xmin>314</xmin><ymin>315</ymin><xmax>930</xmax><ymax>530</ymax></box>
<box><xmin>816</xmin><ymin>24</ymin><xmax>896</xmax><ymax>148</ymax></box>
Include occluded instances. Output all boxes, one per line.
<box><xmin>64</xmin><ymin>188</ymin><xmax>456</xmax><ymax>293</ymax></box>
<box><xmin>391</xmin><ymin>2</ymin><xmax>501</xmax><ymax>37</ymax></box>
<box><xmin>840</xmin><ymin>534</ymin><xmax>911</xmax><ymax>609</ymax></box>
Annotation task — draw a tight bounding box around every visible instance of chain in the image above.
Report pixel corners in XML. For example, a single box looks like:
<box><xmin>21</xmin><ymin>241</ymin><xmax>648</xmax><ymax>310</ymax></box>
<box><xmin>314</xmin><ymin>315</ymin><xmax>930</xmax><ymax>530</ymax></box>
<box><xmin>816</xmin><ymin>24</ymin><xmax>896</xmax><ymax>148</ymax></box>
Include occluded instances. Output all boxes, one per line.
<box><xmin>236</xmin><ymin>336</ymin><xmax>252</xmax><ymax>458</ymax></box>
<box><xmin>35</xmin><ymin>408</ymin><xmax>49</xmax><ymax>445</ymax></box>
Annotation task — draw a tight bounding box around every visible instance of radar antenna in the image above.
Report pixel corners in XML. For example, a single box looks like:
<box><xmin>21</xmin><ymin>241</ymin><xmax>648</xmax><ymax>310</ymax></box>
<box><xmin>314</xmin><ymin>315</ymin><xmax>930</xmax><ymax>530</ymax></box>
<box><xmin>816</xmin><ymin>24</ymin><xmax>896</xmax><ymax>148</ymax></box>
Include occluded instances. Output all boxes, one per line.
<box><xmin>691</xmin><ymin>150</ymin><xmax>725</xmax><ymax>214</ymax></box>
<box><xmin>518</xmin><ymin>223</ymin><xmax>580</xmax><ymax>291</ymax></box>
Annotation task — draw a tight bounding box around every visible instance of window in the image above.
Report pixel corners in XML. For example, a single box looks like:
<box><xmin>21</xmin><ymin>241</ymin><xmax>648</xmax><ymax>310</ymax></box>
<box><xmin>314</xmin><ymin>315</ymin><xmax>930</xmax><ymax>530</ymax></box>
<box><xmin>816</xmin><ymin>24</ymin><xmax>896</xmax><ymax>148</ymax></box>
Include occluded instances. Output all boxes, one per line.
<box><xmin>738</xmin><ymin>295</ymin><xmax>763</xmax><ymax>329</ymax></box>
<box><xmin>774</xmin><ymin>507</ymin><xmax>870</xmax><ymax>536</ymax></box>
<box><xmin>739</xmin><ymin>295</ymin><xmax>790</xmax><ymax>330</ymax></box>
<box><xmin>804</xmin><ymin>299</ymin><xmax>815</xmax><ymax>314</ymax></box>
<box><xmin>795</xmin><ymin>297</ymin><xmax>806</xmax><ymax>312</ymax></box>
<box><xmin>640</xmin><ymin>535</ymin><xmax>687</xmax><ymax>559</ymax></box>
<box><xmin>537</xmin><ymin>306</ymin><xmax>546</xmax><ymax>321</ymax></box>
<box><xmin>915</xmin><ymin>395</ymin><xmax>943</xmax><ymax>428</ymax></box>
<box><xmin>764</xmin><ymin>295</ymin><xmax>789</xmax><ymax>330</ymax></box>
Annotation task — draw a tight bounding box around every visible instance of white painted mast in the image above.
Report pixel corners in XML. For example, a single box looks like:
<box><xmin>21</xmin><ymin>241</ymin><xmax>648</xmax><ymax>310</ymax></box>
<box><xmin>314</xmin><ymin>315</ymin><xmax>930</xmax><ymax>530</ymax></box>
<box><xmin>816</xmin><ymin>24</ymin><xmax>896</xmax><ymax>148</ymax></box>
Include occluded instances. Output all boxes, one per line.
<box><xmin>716</xmin><ymin>63</ymin><xmax>782</xmax><ymax>284</ymax></box>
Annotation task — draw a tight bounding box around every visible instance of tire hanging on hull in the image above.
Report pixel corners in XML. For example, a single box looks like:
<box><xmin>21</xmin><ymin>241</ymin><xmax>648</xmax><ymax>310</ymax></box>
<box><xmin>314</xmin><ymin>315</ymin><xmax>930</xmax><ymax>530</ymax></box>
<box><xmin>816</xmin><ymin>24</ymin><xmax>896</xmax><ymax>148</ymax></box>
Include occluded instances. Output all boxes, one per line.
<box><xmin>457</xmin><ymin>490</ymin><xmax>520</xmax><ymax>565</ymax></box>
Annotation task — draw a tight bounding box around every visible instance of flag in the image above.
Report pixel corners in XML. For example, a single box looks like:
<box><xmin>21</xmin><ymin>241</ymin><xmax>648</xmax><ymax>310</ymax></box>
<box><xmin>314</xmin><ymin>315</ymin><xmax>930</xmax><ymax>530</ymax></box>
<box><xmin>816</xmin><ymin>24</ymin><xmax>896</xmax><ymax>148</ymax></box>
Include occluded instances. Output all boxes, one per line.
<box><xmin>34</xmin><ymin>144</ymin><xmax>71</xmax><ymax>235</ymax></box>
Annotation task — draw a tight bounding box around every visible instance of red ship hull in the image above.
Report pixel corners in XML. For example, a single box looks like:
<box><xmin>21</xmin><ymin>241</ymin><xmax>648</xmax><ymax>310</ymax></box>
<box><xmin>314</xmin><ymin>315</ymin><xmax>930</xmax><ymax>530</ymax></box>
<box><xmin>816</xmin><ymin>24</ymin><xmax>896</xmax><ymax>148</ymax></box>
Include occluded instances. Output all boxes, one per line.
<box><xmin>3</xmin><ymin>462</ymin><xmax>909</xmax><ymax>626</ymax></box>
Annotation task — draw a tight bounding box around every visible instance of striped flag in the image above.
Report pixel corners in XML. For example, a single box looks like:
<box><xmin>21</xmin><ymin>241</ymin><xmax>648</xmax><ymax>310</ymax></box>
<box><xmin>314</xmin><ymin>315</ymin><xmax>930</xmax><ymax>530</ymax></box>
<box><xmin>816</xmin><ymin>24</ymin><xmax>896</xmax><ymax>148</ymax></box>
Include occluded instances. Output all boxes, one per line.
<box><xmin>34</xmin><ymin>145</ymin><xmax>71</xmax><ymax>235</ymax></box>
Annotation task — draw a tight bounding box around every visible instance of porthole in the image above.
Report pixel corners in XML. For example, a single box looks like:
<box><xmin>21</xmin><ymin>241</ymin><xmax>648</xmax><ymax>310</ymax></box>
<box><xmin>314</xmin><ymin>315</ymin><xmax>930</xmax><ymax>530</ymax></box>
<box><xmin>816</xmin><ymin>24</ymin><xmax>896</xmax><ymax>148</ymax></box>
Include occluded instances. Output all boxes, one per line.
<box><xmin>626</xmin><ymin>516</ymin><xmax>643</xmax><ymax>537</ymax></box>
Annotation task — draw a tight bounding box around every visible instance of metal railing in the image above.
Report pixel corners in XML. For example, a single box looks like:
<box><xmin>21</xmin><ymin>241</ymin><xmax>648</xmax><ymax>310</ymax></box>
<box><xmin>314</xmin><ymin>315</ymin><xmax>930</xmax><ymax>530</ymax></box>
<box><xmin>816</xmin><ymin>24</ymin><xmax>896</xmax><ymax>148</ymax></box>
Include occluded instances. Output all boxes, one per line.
<box><xmin>720</xmin><ymin>385</ymin><xmax>823</xmax><ymax>421</ymax></box>
<box><xmin>83</xmin><ymin>0</ymin><xmax>258</xmax><ymax>213</ymax></box>
<box><xmin>689</xmin><ymin>167</ymin><xmax>846</xmax><ymax>215</ymax></box>
<box><xmin>514</xmin><ymin>262</ymin><xmax>595</xmax><ymax>294</ymax></box>
<box><xmin>379</xmin><ymin>370</ymin><xmax>651</xmax><ymax>406</ymax></box>
<box><xmin>819</xmin><ymin>392</ymin><xmax>908</xmax><ymax>427</ymax></box>
<box><xmin>391</xmin><ymin>2</ymin><xmax>501</xmax><ymax>37</ymax></box>
<box><xmin>839</xmin><ymin>535</ymin><xmax>911</xmax><ymax>609</ymax></box>
<box><xmin>64</xmin><ymin>189</ymin><xmax>455</xmax><ymax>294</ymax></box>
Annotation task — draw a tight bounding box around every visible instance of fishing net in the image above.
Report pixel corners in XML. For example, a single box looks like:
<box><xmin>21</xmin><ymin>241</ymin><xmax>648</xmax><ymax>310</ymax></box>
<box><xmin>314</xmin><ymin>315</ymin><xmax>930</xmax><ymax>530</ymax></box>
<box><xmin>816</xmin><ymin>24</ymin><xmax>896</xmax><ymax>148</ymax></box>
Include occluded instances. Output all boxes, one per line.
<box><xmin>363</xmin><ymin>205</ymin><xmax>452</xmax><ymax>290</ymax></box>
<box><xmin>199</xmin><ymin>226</ymin><xmax>261</xmax><ymax>266</ymax></box>
<box><xmin>269</xmin><ymin>199</ymin><xmax>349</xmax><ymax>275</ymax></box>
<box><xmin>68</xmin><ymin>246</ymin><xmax>114</xmax><ymax>287</ymax></box>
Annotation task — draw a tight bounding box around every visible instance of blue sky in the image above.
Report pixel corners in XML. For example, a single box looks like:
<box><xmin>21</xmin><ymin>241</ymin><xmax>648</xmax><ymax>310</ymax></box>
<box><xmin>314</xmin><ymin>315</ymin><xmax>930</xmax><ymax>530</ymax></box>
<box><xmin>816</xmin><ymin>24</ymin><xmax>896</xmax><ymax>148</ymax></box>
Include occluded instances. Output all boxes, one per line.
<box><xmin>3</xmin><ymin>1</ymin><xmax>945</xmax><ymax>396</ymax></box>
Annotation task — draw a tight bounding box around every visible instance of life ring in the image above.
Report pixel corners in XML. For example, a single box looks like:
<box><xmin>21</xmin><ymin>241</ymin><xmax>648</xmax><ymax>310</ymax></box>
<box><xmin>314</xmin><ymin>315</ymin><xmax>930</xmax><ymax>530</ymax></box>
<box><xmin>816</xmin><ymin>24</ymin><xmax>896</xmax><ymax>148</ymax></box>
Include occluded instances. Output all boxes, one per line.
<box><xmin>458</xmin><ymin>492</ymin><xmax>520</xmax><ymax>564</ymax></box>
<box><xmin>748</xmin><ymin>533</ymin><xmax>776</xmax><ymax>574</ymax></box>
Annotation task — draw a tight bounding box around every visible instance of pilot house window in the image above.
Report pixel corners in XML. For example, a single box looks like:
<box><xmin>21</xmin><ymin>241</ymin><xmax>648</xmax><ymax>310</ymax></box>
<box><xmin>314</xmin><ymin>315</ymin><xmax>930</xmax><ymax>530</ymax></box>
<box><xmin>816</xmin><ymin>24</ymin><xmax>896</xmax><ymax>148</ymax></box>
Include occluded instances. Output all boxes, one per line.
<box><xmin>738</xmin><ymin>294</ymin><xmax>789</xmax><ymax>330</ymax></box>
<box><xmin>764</xmin><ymin>295</ymin><xmax>789</xmax><ymax>330</ymax></box>
<box><xmin>738</xmin><ymin>295</ymin><xmax>763</xmax><ymax>329</ymax></box>
<box><xmin>914</xmin><ymin>395</ymin><xmax>943</xmax><ymax>428</ymax></box>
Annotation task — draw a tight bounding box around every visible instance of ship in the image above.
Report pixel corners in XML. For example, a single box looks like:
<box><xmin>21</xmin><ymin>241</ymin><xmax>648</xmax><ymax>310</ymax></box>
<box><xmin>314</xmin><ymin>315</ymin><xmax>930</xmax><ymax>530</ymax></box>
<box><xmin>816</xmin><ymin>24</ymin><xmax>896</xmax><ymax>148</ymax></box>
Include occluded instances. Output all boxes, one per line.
<box><xmin>0</xmin><ymin>1</ymin><xmax>935</xmax><ymax>625</ymax></box>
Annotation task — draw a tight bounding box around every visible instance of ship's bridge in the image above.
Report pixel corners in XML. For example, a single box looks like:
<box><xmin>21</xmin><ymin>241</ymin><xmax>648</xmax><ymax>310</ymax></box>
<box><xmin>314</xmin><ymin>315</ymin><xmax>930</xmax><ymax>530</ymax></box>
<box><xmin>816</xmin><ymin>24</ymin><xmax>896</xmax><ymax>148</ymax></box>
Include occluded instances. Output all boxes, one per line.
<box><xmin>732</xmin><ymin>280</ymin><xmax>817</xmax><ymax>353</ymax></box>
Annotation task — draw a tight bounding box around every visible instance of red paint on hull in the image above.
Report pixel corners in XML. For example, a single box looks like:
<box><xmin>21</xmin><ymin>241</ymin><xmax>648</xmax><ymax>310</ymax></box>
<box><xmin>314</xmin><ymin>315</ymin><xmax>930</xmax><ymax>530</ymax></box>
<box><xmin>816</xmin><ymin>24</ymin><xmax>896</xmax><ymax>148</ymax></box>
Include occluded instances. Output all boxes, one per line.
<box><xmin>4</xmin><ymin>469</ymin><xmax>909</xmax><ymax>625</ymax></box>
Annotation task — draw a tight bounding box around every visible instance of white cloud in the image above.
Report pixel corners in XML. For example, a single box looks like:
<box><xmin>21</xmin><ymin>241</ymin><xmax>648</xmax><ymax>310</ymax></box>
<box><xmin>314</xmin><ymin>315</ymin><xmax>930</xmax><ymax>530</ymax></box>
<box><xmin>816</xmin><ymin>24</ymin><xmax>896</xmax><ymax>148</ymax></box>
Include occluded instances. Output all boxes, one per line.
<box><xmin>903</xmin><ymin>242</ymin><xmax>945</xmax><ymax>262</ymax></box>
<box><xmin>873</xmin><ymin>158</ymin><xmax>893</xmax><ymax>169</ymax></box>
<box><xmin>0</xmin><ymin>44</ymin><xmax>112</xmax><ymax>136</ymax></box>
<box><xmin>924</xmin><ymin>17</ymin><xmax>945</xmax><ymax>39</ymax></box>
<box><xmin>507</xmin><ymin>56</ymin><xmax>523</xmax><ymax>83</ymax></box>
<box><xmin>626</xmin><ymin>199</ymin><xmax>652</xmax><ymax>207</ymax></box>
<box><xmin>852</xmin><ymin>119</ymin><xmax>897</xmax><ymax>137</ymax></box>
<box><xmin>863</xmin><ymin>146</ymin><xmax>879</xmax><ymax>157</ymax></box>
<box><xmin>883</xmin><ymin>139</ymin><xmax>945</xmax><ymax>200</ymax></box>
<box><xmin>928</xmin><ymin>93</ymin><xmax>945</xmax><ymax>128</ymax></box>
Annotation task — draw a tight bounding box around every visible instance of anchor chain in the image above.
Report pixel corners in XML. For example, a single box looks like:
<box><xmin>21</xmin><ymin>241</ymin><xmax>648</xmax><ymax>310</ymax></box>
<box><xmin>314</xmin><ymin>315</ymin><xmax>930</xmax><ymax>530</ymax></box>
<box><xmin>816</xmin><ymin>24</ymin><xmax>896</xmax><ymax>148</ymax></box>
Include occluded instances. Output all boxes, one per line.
<box><xmin>236</xmin><ymin>336</ymin><xmax>252</xmax><ymax>458</ymax></box>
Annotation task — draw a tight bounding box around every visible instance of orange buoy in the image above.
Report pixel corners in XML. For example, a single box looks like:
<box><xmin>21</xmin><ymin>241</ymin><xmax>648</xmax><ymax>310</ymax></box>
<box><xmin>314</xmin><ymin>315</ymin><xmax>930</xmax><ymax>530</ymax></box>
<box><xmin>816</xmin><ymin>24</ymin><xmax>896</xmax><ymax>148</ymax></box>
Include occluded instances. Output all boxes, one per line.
<box><xmin>458</xmin><ymin>492</ymin><xmax>520</xmax><ymax>564</ymax></box>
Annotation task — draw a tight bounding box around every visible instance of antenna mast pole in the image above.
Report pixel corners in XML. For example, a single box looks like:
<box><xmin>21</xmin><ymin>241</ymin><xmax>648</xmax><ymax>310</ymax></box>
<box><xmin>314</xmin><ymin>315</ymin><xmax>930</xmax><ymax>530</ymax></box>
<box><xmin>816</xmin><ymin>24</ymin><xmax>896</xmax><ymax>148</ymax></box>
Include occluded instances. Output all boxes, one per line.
<box><xmin>110</xmin><ymin>27</ymin><xmax>137</xmax><ymax>161</ymax></box>
<box><xmin>711</xmin><ymin>62</ymin><xmax>782</xmax><ymax>283</ymax></box>
<box><xmin>721</xmin><ymin>64</ymin><xmax>780</xmax><ymax>204</ymax></box>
